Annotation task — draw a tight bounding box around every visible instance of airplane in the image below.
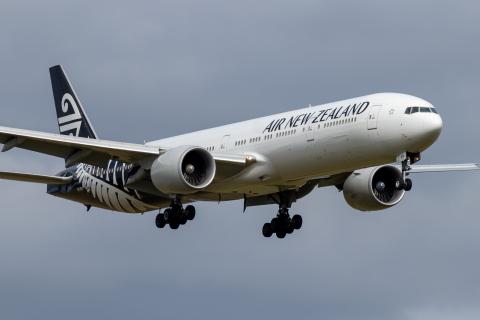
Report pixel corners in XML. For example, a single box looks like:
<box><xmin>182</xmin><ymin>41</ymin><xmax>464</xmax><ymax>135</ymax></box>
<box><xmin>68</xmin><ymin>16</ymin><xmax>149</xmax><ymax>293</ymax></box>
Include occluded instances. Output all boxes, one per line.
<box><xmin>0</xmin><ymin>65</ymin><xmax>478</xmax><ymax>239</ymax></box>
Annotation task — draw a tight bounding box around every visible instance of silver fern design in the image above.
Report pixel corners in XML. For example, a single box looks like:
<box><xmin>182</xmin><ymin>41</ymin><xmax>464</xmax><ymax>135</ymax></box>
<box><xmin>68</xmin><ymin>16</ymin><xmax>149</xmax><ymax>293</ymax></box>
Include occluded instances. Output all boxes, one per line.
<box><xmin>75</xmin><ymin>163</ymin><xmax>156</xmax><ymax>213</ymax></box>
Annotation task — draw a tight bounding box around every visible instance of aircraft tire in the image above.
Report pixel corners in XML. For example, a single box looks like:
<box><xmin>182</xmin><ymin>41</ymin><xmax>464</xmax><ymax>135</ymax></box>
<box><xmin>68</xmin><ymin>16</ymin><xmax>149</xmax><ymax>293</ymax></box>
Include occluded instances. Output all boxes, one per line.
<box><xmin>185</xmin><ymin>205</ymin><xmax>196</xmax><ymax>220</ymax></box>
<box><xmin>164</xmin><ymin>208</ymin><xmax>172</xmax><ymax>221</ymax></box>
<box><xmin>179</xmin><ymin>214</ymin><xmax>188</xmax><ymax>225</ymax></box>
<box><xmin>286</xmin><ymin>224</ymin><xmax>294</xmax><ymax>234</ymax></box>
<box><xmin>404</xmin><ymin>178</ymin><xmax>413</xmax><ymax>191</ymax></box>
<box><xmin>292</xmin><ymin>215</ymin><xmax>302</xmax><ymax>230</ymax></box>
<box><xmin>262</xmin><ymin>223</ymin><xmax>273</xmax><ymax>237</ymax></box>
<box><xmin>271</xmin><ymin>217</ymin><xmax>279</xmax><ymax>231</ymax></box>
<box><xmin>276</xmin><ymin>231</ymin><xmax>286</xmax><ymax>239</ymax></box>
<box><xmin>155</xmin><ymin>213</ymin><xmax>166</xmax><ymax>228</ymax></box>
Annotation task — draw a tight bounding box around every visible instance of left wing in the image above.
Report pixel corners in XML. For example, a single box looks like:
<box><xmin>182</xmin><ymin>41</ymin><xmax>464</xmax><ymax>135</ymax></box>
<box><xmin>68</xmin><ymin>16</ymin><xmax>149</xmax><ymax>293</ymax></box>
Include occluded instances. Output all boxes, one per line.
<box><xmin>0</xmin><ymin>126</ymin><xmax>255</xmax><ymax>179</ymax></box>
<box><xmin>0</xmin><ymin>125</ymin><xmax>162</xmax><ymax>166</ymax></box>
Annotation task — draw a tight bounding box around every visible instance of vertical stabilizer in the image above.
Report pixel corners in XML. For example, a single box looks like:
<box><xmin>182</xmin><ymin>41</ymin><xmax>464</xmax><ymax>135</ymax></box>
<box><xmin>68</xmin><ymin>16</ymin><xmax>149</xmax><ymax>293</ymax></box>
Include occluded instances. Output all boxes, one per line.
<box><xmin>49</xmin><ymin>65</ymin><xmax>98</xmax><ymax>139</ymax></box>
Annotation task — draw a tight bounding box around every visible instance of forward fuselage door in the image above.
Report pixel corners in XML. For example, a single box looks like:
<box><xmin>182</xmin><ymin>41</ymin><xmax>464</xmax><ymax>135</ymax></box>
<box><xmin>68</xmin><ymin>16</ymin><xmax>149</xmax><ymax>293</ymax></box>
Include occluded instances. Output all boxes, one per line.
<box><xmin>367</xmin><ymin>105</ymin><xmax>381</xmax><ymax>130</ymax></box>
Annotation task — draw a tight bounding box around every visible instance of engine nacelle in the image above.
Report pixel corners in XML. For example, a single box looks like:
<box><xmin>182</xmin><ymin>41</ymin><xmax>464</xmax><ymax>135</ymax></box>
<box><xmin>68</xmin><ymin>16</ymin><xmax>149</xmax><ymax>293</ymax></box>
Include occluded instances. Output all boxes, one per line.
<box><xmin>150</xmin><ymin>146</ymin><xmax>216</xmax><ymax>195</ymax></box>
<box><xmin>343</xmin><ymin>165</ymin><xmax>405</xmax><ymax>211</ymax></box>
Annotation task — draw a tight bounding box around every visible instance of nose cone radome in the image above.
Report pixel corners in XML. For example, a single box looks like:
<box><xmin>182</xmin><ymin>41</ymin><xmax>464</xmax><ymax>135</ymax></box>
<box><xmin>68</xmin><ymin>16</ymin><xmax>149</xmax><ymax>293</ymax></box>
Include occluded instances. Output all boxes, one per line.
<box><xmin>410</xmin><ymin>113</ymin><xmax>443</xmax><ymax>151</ymax></box>
<box><xmin>424</xmin><ymin>113</ymin><xmax>443</xmax><ymax>142</ymax></box>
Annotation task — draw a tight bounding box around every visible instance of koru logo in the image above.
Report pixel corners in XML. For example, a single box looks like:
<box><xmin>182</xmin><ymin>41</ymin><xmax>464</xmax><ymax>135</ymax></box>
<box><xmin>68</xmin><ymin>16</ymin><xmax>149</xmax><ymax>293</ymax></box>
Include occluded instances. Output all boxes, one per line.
<box><xmin>58</xmin><ymin>93</ymin><xmax>82</xmax><ymax>136</ymax></box>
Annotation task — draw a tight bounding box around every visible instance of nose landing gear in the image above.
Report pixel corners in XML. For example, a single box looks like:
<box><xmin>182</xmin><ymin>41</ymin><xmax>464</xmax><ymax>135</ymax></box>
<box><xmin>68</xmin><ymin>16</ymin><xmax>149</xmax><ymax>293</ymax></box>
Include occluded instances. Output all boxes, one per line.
<box><xmin>403</xmin><ymin>177</ymin><xmax>413</xmax><ymax>191</ymax></box>
<box><xmin>155</xmin><ymin>199</ymin><xmax>196</xmax><ymax>230</ymax></box>
<box><xmin>397</xmin><ymin>152</ymin><xmax>420</xmax><ymax>192</ymax></box>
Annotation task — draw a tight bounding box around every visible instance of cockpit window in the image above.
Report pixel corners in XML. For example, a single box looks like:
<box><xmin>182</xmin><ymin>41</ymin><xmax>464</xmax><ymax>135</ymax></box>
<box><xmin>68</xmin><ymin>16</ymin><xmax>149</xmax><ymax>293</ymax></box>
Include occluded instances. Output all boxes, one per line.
<box><xmin>406</xmin><ymin>106</ymin><xmax>437</xmax><ymax>115</ymax></box>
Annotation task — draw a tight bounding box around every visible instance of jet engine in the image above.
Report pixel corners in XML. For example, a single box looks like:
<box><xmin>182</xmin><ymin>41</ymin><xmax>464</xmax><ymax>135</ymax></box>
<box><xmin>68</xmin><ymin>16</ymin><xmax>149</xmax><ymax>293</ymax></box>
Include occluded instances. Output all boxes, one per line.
<box><xmin>343</xmin><ymin>165</ymin><xmax>405</xmax><ymax>211</ymax></box>
<box><xmin>150</xmin><ymin>146</ymin><xmax>216</xmax><ymax>194</ymax></box>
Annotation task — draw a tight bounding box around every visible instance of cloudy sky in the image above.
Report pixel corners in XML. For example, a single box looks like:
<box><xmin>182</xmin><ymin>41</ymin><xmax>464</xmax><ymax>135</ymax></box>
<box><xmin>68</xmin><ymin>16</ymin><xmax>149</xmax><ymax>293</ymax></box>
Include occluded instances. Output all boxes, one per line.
<box><xmin>1</xmin><ymin>0</ymin><xmax>480</xmax><ymax>319</ymax></box>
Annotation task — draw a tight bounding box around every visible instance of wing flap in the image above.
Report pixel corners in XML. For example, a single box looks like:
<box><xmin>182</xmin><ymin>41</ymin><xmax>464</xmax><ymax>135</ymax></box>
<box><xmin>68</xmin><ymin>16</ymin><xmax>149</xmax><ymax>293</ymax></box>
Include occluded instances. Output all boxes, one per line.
<box><xmin>0</xmin><ymin>171</ymin><xmax>72</xmax><ymax>184</ymax></box>
<box><xmin>0</xmin><ymin>126</ymin><xmax>161</xmax><ymax>166</ymax></box>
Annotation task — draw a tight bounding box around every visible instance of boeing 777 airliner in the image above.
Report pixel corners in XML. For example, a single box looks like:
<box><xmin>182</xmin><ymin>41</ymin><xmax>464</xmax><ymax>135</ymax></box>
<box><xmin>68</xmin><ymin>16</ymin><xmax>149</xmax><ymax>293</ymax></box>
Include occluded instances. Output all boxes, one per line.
<box><xmin>0</xmin><ymin>66</ymin><xmax>478</xmax><ymax>238</ymax></box>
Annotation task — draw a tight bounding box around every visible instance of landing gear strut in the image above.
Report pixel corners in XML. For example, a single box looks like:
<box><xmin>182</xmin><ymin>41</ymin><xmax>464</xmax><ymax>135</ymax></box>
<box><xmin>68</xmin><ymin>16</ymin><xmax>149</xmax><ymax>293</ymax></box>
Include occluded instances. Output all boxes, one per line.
<box><xmin>397</xmin><ymin>152</ymin><xmax>420</xmax><ymax>192</ymax></box>
<box><xmin>155</xmin><ymin>199</ymin><xmax>196</xmax><ymax>230</ymax></box>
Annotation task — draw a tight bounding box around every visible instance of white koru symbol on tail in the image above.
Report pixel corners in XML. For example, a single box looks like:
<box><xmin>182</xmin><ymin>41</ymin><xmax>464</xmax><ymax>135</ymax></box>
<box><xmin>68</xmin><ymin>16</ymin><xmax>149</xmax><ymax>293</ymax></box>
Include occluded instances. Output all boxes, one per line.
<box><xmin>58</xmin><ymin>93</ymin><xmax>82</xmax><ymax>136</ymax></box>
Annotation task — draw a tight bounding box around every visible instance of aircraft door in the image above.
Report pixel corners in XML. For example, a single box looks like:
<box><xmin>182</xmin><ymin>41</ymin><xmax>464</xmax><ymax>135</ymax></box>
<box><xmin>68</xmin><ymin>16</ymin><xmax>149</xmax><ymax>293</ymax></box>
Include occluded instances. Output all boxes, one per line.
<box><xmin>367</xmin><ymin>105</ymin><xmax>381</xmax><ymax>130</ymax></box>
<box><xmin>220</xmin><ymin>134</ymin><xmax>231</xmax><ymax>151</ymax></box>
<box><xmin>305</xmin><ymin>126</ymin><xmax>315</xmax><ymax>144</ymax></box>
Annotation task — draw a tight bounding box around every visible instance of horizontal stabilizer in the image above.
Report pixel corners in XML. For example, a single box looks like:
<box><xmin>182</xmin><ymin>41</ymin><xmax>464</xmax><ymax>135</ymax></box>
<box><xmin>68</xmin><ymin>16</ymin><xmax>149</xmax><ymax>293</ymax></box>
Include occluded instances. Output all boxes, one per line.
<box><xmin>0</xmin><ymin>171</ymin><xmax>72</xmax><ymax>184</ymax></box>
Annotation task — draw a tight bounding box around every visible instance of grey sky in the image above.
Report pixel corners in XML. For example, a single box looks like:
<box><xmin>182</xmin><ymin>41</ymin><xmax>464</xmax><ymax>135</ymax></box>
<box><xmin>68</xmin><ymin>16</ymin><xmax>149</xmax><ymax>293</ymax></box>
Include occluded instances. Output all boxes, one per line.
<box><xmin>0</xmin><ymin>1</ymin><xmax>480</xmax><ymax>319</ymax></box>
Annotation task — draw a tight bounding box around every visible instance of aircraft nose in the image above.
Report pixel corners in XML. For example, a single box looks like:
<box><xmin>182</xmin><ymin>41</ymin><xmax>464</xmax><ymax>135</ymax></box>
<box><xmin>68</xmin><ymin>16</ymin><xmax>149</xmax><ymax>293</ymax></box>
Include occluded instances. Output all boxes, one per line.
<box><xmin>415</xmin><ymin>113</ymin><xmax>443</xmax><ymax>149</ymax></box>
<box><xmin>424</xmin><ymin>112</ymin><xmax>443</xmax><ymax>140</ymax></box>
<box><xmin>403</xmin><ymin>108</ymin><xmax>443</xmax><ymax>152</ymax></box>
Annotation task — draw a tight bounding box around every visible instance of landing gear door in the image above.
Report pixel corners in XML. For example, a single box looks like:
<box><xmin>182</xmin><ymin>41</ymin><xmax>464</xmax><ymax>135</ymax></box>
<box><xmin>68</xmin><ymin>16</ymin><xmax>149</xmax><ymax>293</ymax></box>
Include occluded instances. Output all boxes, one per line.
<box><xmin>367</xmin><ymin>105</ymin><xmax>381</xmax><ymax>130</ymax></box>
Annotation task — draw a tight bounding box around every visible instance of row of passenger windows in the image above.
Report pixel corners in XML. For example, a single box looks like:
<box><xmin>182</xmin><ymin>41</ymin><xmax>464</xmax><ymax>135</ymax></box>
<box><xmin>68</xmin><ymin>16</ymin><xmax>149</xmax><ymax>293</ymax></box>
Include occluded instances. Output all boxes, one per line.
<box><xmin>234</xmin><ymin>129</ymin><xmax>299</xmax><ymax>147</ymax></box>
<box><xmin>405</xmin><ymin>106</ymin><xmax>438</xmax><ymax>114</ymax></box>
<box><xmin>232</xmin><ymin>117</ymin><xmax>358</xmax><ymax>148</ymax></box>
<box><xmin>322</xmin><ymin>117</ymin><xmax>357</xmax><ymax>128</ymax></box>
<box><xmin>235</xmin><ymin>139</ymin><xmax>247</xmax><ymax>146</ymax></box>
<box><xmin>234</xmin><ymin>116</ymin><xmax>359</xmax><ymax>147</ymax></box>
<box><xmin>276</xmin><ymin>129</ymin><xmax>296</xmax><ymax>138</ymax></box>
<box><xmin>206</xmin><ymin>146</ymin><xmax>215</xmax><ymax>151</ymax></box>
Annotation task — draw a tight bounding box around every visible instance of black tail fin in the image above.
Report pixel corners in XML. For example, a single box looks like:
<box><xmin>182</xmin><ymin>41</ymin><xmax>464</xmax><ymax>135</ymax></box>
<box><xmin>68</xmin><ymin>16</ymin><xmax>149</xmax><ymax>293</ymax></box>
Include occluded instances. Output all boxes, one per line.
<box><xmin>49</xmin><ymin>65</ymin><xmax>98</xmax><ymax>139</ymax></box>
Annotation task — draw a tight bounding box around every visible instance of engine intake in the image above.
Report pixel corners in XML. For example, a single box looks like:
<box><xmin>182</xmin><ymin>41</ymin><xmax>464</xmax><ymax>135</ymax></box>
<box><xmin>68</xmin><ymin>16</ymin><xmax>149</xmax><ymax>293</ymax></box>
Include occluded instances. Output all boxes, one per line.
<box><xmin>150</xmin><ymin>146</ymin><xmax>216</xmax><ymax>194</ymax></box>
<box><xmin>343</xmin><ymin>165</ymin><xmax>405</xmax><ymax>211</ymax></box>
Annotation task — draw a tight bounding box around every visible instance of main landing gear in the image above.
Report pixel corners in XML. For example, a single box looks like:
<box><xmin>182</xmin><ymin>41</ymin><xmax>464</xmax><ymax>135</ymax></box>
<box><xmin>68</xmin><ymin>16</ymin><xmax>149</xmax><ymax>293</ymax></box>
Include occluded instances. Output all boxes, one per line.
<box><xmin>155</xmin><ymin>199</ymin><xmax>196</xmax><ymax>230</ymax></box>
<box><xmin>262</xmin><ymin>206</ymin><xmax>303</xmax><ymax>239</ymax></box>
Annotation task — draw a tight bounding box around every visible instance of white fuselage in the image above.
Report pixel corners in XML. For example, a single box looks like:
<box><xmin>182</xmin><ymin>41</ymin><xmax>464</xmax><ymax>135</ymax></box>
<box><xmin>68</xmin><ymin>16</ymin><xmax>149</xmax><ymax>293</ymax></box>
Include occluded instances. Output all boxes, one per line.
<box><xmin>147</xmin><ymin>93</ymin><xmax>443</xmax><ymax>199</ymax></box>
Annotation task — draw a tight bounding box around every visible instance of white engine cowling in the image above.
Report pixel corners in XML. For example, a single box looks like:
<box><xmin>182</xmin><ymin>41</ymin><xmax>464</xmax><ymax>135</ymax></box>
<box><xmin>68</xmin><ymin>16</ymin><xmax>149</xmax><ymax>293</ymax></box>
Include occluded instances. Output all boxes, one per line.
<box><xmin>150</xmin><ymin>146</ymin><xmax>216</xmax><ymax>194</ymax></box>
<box><xmin>343</xmin><ymin>165</ymin><xmax>405</xmax><ymax>211</ymax></box>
